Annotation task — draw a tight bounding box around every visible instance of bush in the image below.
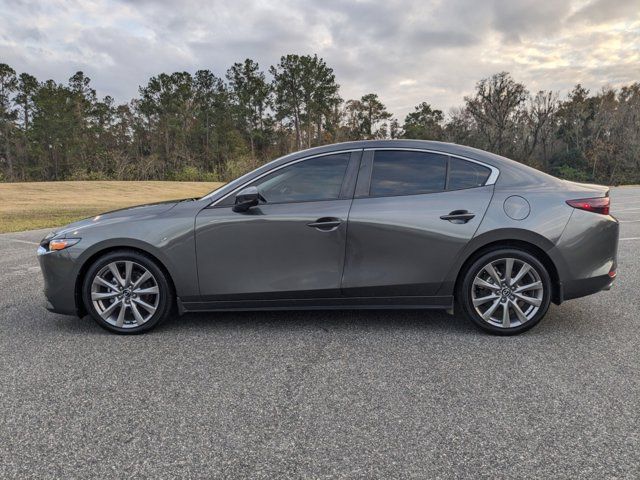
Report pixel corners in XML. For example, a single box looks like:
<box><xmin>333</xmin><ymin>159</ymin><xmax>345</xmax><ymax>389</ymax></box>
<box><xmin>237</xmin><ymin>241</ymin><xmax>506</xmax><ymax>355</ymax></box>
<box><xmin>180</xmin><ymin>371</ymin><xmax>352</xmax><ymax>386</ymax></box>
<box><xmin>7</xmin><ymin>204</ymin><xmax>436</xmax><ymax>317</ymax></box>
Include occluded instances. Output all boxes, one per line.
<box><xmin>169</xmin><ymin>166</ymin><xmax>221</xmax><ymax>182</ymax></box>
<box><xmin>553</xmin><ymin>165</ymin><xmax>591</xmax><ymax>182</ymax></box>
<box><xmin>68</xmin><ymin>169</ymin><xmax>110</xmax><ymax>181</ymax></box>
<box><xmin>223</xmin><ymin>155</ymin><xmax>259</xmax><ymax>182</ymax></box>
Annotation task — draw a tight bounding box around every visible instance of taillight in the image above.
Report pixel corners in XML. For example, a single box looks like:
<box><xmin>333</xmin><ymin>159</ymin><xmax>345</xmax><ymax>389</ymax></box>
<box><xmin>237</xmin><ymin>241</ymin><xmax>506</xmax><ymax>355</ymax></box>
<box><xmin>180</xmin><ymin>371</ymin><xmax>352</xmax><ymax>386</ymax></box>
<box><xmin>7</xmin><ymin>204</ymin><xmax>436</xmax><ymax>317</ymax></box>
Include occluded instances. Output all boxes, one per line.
<box><xmin>566</xmin><ymin>197</ymin><xmax>610</xmax><ymax>215</ymax></box>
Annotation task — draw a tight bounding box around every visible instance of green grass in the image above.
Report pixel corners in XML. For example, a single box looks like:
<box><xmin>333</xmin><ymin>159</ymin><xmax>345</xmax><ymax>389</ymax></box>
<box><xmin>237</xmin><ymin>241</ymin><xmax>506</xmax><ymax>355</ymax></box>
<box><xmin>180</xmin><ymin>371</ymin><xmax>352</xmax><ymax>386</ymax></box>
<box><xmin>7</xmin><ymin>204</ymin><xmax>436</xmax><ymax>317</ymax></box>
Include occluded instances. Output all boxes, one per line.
<box><xmin>0</xmin><ymin>181</ymin><xmax>224</xmax><ymax>233</ymax></box>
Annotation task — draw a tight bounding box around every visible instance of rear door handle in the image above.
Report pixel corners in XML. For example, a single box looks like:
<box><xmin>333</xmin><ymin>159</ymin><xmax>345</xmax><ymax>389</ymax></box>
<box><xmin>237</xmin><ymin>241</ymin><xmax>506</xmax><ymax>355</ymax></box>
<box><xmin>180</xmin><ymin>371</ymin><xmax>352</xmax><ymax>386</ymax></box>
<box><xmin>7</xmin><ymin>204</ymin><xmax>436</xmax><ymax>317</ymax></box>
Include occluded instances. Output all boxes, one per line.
<box><xmin>307</xmin><ymin>217</ymin><xmax>342</xmax><ymax>231</ymax></box>
<box><xmin>440</xmin><ymin>210</ymin><xmax>475</xmax><ymax>223</ymax></box>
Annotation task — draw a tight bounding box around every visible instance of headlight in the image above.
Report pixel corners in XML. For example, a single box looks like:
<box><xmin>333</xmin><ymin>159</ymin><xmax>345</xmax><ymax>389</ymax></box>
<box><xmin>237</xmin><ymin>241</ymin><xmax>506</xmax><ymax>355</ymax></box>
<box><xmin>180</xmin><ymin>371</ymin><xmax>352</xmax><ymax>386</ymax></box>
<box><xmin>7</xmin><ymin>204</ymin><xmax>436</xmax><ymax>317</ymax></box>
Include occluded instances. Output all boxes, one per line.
<box><xmin>49</xmin><ymin>238</ymin><xmax>81</xmax><ymax>251</ymax></box>
<box><xmin>38</xmin><ymin>237</ymin><xmax>81</xmax><ymax>254</ymax></box>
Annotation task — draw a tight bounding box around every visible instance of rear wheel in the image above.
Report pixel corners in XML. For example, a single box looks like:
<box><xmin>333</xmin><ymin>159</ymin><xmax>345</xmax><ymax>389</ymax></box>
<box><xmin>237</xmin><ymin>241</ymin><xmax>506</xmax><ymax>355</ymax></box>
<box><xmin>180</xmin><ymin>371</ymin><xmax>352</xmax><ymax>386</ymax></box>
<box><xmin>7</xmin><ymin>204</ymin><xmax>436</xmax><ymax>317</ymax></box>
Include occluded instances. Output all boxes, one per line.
<box><xmin>82</xmin><ymin>250</ymin><xmax>173</xmax><ymax>334</ymax></box>
<box><xmin>458</xmin><ymin>249</ymin><xmax>551</xmax><ymax>335</ymax></box>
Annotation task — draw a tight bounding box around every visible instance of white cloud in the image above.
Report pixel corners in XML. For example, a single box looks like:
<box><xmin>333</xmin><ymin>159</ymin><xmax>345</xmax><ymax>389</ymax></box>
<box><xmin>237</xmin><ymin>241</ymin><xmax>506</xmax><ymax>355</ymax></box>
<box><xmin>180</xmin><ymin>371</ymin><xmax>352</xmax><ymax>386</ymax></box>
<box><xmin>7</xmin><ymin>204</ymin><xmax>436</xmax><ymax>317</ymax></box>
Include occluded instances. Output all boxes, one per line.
<box><xmin>0</xmin><ymin>0</ymin><xmax>638</xmax><ymax>120</ymax></box>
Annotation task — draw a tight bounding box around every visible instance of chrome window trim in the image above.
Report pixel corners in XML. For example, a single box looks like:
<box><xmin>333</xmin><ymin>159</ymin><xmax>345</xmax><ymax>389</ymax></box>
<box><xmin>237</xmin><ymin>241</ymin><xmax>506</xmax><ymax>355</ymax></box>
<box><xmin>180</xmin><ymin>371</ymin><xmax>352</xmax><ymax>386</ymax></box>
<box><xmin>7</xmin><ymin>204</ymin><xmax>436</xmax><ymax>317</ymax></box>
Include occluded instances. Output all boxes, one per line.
<box><xmin>363</xmin><ymin>147</ymin><xmax>500</xmax><ymax>185</ymax></box>
<box><xmin>207</xmin><ymin>149</ymin><xmax>362</xmax><ymax>207</ymax></box>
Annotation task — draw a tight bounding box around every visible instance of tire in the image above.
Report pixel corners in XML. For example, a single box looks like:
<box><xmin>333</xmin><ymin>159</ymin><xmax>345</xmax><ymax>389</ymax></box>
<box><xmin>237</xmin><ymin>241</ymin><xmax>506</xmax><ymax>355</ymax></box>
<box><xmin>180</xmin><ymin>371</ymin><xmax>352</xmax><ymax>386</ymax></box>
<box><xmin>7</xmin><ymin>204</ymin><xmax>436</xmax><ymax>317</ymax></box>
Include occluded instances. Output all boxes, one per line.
<box><xmin>458</xmin><ymin>248</ymin><xmax>552</xmax><ymax>335</ymax></box>
<box><xmin>82</xmin><ymin>250</ymin><xmax>173</xmax><ymax>334</ymax></box>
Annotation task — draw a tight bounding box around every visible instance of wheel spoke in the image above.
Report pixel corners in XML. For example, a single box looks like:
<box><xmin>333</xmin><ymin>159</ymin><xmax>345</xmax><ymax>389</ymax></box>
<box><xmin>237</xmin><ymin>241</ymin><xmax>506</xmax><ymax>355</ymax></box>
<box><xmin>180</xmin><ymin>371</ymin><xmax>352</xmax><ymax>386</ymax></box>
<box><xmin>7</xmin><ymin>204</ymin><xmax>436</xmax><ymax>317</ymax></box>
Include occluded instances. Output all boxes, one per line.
<box><xmin>514</xmin><ymin>281</ymin><xmax>542</xmax><ymax>293</ymax></box>
<box><xmin>109</xmin><ymin>263</ymin><xmax>125</xmax><ymax>286</ymax></box>
<box><xmin>473</xmin><ymin>277</ymin><xmax>500</xmax><ymax>291</ymax></box>
<box><xmin>132</xmin><ymin>271</ymin><xmax>151</xmax><ymax>289</ymax></box>
<box><xmin>502</xmin><ymin>303</ymin><xmax>510</xmax><ymax>328</ymax></box>
<box><xmin>99</xmin><ymin>300</ymin><xmax>120</xmax><ymax>320</ymax></box>
<box><xmin>511</xmin><ymin>264</ymin><xmax>531</xmax><ymax>286</ymax></box>
<box><xmin>124</xmin><ymin>261</ymin><xmax>133</xmax><ymax>286</ymax></box>
<box><xmin>484</xmin><ymin>263</ymin><xmax>502</xmax><ymax>284</ymax></box>
<box><xmin>133</xmin><ymin>297</ymin><xmax>156</xmax><ymax>314</ymax></box>
<box><xmin>473</xmin><ymin>294</ymin><xmax>499</xmax><ymax>306</ymax></box>
<box><xmin>94</xmin><ymin>276</ymin><xmax>116</xmax><ymax>290</ymax></box>
<box><xmin>511</xmin><ymin>300</ymin><xmax>529</xmax><ymax>323</ymax></box>
<box><xmin>91</xmin><ymin>291</ymin><xmax>119</xmax><ymax>301</ymax></box>
<box><xmin>514</xmin><ymin>293</ymin><xmax>541</xmax><ymax>307</ymax></box>
<box><xmin>482</xmin><ymin>299</ymin><xmax>501</xmax><ymax>320</ymax></box>
<box><xmin>115</xmin><ymin>303</ymin><xmax>127</xmax><ymax>327</ymax></box>
<box><xmin>134</xmin><ymin>286</ymin><xmax>159</xmax><ymax>296</ymax></box>
<box><xmin>504</xmin><ymin>258</ymin><xmax>514</xmax><ymax>285</ymax></box>
<box><xmin>130</xmin><ymin>302</ymin><xmax>145</xmax><ymax>324</ymax></box>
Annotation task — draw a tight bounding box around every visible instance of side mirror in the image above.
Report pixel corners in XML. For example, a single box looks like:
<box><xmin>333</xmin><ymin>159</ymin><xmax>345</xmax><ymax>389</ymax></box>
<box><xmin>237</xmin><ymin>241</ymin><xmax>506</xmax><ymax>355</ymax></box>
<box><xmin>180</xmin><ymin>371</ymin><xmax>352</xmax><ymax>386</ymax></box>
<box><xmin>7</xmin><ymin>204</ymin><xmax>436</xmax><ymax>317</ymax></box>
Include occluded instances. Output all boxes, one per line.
<box><xmin>232</xmin><ymin>186</ymin><xmax>264</xmax><ymax>212</ymax></box>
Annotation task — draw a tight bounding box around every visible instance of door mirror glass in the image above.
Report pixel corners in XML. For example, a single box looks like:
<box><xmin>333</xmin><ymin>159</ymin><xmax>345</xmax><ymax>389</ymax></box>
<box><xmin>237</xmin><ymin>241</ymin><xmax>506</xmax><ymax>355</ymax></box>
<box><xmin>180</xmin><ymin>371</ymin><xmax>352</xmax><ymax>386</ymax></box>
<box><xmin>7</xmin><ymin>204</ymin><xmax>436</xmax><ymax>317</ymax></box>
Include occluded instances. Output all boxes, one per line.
<box><xmin>232</xmin><ymin>186</ymin><xmax>264</xmax><ymax>212</ymax></box>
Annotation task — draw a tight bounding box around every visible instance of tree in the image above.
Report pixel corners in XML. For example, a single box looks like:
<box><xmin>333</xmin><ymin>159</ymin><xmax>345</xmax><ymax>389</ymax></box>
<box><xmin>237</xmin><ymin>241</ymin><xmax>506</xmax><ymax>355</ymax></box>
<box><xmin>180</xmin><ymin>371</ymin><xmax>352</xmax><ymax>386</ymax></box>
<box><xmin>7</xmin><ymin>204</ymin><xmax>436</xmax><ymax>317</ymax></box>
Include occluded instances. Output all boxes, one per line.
<box><xmin>15</xmin><ymin>73</ymin><xmax>38</xmax><ymax>131</ymax></box>
<box><xmin>270</xmin><ymin>54</ymin><xmax>340</xmax><ymax>149</ymax></box>
<box><xmin>464</xmin><ymin>71</ymin><xmax>528</xmax><ymax>156</ymax></box>
<box><xmin>0</xmin><ymin>63</ymin><xmax>18</xmax><ymax>179</ymax></box>
<box><xmin>402</xmin><ymin>102</ymin><xmax>444</xmax><ymax>140</ymax></box>
<box><xmin>345</xmin><ymin>93</ymin><xmax>392</xmax><ymax>139</ymax></box>
<box><xmin>227</xmin><ymin>59</ymin><xmax>271</xmax><ymax>158</ymax></box>
<box><xmin>1</xmin><ymin>61</ymin><xmax>640</xmax><ymax>185</ymax></box>
<box><xmin>523</xmin><ymin>90</ymin><xmax>558</xmax><ymax>168</ymax></box>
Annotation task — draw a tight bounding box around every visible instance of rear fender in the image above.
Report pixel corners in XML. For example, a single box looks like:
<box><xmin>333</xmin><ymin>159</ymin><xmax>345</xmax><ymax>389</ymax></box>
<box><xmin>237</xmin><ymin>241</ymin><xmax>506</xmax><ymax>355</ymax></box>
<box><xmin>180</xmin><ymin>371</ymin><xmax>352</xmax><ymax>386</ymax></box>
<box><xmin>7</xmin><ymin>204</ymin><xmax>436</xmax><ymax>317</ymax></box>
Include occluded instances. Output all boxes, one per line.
<box><xmin>436</xmin><ymin>227</ymin><xmax>567</xmax><ymax>297</ymax></box>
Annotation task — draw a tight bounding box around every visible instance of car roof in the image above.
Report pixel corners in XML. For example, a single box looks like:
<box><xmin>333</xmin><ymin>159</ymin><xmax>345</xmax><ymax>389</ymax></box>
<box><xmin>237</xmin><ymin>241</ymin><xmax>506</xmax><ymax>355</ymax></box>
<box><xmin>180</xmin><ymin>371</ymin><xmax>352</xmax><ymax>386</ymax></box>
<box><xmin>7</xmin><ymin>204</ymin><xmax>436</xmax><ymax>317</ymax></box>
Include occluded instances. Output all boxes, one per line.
<box><xmin>291</xmin><ymin>140</ymin><xmax>560</xmax><ymax>185</ymax></box>
<box><xmin>201</xmin><ymin>140</ymin><xmax>561</xmax><ymax>202</ymax></box>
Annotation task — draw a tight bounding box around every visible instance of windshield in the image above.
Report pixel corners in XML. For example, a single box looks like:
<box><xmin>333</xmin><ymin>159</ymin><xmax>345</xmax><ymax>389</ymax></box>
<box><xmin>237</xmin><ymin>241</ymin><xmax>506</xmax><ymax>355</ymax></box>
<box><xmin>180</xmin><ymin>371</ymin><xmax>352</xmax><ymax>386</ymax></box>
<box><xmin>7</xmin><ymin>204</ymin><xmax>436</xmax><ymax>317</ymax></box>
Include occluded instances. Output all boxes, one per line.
<box><xmin>198</xmin><ymin>182</ymin><xmax>227</xmax><ymax>200</ymax></box>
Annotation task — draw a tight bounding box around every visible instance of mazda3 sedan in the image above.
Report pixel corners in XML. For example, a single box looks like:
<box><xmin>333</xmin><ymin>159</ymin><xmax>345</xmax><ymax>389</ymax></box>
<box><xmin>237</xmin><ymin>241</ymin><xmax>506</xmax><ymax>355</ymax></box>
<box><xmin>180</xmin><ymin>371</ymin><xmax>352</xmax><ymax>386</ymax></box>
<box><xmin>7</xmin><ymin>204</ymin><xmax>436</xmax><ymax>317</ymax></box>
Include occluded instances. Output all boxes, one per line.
<box><xmin>38</xmin><ymin>140</ymin><xmax>619</xmax><ymax>335</ymax></box>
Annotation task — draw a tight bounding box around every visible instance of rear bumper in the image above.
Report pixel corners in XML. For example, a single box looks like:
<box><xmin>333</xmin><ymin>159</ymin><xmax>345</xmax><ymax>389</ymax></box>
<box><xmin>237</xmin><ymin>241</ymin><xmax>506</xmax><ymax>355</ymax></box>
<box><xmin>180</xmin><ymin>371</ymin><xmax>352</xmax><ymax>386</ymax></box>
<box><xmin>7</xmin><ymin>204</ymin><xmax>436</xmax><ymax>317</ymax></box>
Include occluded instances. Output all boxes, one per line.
<box><xmin>560</xmin><ymin>274</ymin><xmax>615</xmax><ymax>302</ymax></box>
<box><xmin>550</xmin><ymin>210</ymin><xmax>619</xmax><ymax>302</ymax></box>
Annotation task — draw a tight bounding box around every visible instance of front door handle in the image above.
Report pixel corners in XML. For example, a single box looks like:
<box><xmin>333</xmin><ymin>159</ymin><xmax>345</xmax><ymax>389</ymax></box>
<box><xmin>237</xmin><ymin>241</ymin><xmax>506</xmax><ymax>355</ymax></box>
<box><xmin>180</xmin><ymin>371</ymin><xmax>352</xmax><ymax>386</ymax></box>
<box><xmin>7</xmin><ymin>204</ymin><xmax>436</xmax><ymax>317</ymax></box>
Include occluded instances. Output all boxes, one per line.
<box><xmin>307</xmin><ymin>217</ymin><xmax>342</xmax><ymax>231</ymax></box>
<box><xmin>440</xmin><ymin>210</ymin><xmax>475</xmax><ymax>224</ymax></box>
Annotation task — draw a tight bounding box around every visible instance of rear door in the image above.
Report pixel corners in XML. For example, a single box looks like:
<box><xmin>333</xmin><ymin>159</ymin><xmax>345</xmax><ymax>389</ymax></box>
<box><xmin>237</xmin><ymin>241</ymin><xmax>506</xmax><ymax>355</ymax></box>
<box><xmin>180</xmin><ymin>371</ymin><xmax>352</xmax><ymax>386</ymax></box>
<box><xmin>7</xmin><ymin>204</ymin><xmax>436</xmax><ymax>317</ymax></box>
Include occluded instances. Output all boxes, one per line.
<box><xmin>342</xmin><ymin>149</ymin><xmax>495</xmax><ymax>297</ymax></box>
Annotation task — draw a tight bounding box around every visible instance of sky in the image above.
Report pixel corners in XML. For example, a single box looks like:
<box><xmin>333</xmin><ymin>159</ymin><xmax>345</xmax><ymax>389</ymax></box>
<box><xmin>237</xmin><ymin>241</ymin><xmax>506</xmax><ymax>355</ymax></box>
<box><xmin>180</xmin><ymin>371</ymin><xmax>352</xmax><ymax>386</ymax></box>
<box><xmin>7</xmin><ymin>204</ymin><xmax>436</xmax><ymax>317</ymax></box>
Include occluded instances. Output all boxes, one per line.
<box><xmin>1</xmin><ymin>0</ymin><xmax>639</xmax><ymax>120</ymax></box>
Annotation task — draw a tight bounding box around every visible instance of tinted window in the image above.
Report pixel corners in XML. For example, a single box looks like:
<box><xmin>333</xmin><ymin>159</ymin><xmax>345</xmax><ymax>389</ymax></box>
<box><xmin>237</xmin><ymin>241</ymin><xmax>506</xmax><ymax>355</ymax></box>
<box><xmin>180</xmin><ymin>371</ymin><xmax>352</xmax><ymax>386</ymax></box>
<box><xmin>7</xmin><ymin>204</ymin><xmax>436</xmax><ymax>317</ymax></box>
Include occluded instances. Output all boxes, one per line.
<box><xmin>447</xmin><ymin>157</ymin><xmax>491</xmax><ymax>190</ymax></box>
<box><xmin>249</xmin><ymin>153</ymin><xmax>349</xmax><ymax>204</ymax></box>
<box><xmin>370</xmin><ymin>150</ymin><xmax>447</xmax><ymax>197</ymax></box>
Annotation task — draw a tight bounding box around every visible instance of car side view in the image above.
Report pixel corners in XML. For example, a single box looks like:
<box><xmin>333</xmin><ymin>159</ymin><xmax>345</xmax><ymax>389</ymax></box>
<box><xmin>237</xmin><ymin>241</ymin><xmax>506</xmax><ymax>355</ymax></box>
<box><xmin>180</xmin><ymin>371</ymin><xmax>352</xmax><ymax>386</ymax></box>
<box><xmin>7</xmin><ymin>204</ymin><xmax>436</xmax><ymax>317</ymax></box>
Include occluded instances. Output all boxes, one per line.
<box><xmin>37</xmin><ymin>140</ymin><xmax>619</xmax><ymax>335</ymax></box>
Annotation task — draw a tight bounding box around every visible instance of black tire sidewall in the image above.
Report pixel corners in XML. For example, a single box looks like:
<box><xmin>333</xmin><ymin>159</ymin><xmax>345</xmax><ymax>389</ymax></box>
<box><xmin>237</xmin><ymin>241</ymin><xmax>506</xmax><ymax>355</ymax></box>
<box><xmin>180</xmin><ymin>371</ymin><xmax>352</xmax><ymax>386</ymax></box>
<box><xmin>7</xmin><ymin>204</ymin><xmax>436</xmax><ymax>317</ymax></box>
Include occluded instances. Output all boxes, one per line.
<box><xmin>82</xmin><ymin>250</ymin><xmax>172</xmax><ymax>334</ymax></box>
<box><xmin>459</xmin><ymin>248</ymin><xmax>552</xmax><ymax>335</ymax></box>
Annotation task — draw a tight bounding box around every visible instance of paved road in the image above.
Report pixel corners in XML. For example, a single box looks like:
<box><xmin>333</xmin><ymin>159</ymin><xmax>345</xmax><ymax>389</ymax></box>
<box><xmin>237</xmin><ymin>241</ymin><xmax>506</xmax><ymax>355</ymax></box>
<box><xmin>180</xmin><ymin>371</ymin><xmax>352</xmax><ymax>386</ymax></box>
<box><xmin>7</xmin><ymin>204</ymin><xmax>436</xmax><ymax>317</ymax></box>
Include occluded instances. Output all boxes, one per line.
<box><xmin>1</xmin><ymin>188</ymin><xmax>639</xmax><ymax>479</ymax></box>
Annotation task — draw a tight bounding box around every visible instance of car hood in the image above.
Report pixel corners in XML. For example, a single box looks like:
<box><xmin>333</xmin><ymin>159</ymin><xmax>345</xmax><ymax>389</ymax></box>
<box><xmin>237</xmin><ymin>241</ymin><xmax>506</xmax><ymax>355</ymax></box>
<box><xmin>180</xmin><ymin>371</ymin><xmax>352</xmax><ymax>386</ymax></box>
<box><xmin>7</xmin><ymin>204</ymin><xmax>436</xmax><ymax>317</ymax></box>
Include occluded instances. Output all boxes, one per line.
<box><xmin>51</xmin><ymin>199</ymin><xmax>183</xmax><ymax>238</ymax></box>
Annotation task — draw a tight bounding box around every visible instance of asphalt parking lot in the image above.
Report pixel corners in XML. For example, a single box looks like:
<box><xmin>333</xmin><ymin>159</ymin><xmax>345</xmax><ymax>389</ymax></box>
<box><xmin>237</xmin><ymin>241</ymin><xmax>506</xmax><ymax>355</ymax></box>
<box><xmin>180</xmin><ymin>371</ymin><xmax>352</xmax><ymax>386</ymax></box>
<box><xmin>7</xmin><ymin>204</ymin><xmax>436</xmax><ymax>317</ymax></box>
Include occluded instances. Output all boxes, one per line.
<box><xmin>1</xmin><ymin>187</ymin><xmax>639</xmax><ymax>479</ymax></box>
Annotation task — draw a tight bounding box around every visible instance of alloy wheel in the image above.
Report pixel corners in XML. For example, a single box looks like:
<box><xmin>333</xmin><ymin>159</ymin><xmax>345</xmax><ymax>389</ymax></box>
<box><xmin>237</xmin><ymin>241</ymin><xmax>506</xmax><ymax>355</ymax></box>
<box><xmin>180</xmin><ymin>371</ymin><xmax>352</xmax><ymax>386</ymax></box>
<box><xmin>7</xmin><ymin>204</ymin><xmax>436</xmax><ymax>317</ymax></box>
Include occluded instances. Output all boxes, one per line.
<box><xmin>471</xmin><ymin>257</ymin><xmax>544</xmax><ymax>329</ymax></box>
<box><xmin>90</xmin><ymin>260</ymin><xmax>160</xmax><ymax>328</ymax></box>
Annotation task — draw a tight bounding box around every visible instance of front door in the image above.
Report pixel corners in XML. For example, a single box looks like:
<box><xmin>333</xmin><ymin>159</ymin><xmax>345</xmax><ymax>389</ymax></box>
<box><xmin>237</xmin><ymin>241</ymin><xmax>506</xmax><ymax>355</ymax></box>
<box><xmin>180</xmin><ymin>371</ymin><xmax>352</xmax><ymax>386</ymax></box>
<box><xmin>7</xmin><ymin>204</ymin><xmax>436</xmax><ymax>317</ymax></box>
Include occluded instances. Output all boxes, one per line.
<box><xmin>195</xmin><ymin>151</ymin><xmax>360</xmax><ymax>301</ymax></box>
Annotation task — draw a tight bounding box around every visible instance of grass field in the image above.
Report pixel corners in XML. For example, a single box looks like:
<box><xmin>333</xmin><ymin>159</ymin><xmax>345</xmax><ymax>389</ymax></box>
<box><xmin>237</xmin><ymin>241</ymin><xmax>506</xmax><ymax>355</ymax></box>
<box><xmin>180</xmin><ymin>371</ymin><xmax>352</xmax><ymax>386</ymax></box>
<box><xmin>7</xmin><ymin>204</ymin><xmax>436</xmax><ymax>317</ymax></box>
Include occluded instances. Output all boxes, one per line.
<box><xmin>0</xmin><ymin>181</ymin><xmax>224</xmax><ymax>233</ymax></box>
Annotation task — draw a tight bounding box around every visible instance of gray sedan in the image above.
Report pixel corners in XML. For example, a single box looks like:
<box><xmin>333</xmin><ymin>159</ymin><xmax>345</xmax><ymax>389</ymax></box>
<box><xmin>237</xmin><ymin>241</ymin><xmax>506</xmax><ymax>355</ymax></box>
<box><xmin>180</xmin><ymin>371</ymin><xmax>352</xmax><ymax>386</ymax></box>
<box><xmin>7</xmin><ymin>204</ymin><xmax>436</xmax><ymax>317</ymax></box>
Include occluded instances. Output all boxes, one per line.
<box><xmin>37</xmin><ymin>140</ymin><xmax>619</xmax><ymax>335</ymax></box>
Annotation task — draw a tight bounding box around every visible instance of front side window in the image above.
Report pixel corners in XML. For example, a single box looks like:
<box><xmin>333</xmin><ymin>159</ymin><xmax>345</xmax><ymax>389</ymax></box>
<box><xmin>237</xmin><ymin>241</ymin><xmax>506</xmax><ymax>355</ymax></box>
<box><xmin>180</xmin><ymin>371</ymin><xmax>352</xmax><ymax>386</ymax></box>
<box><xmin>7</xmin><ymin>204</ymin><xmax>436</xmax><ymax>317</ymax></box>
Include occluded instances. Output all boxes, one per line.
<box><xmin>447</xmin><ymin>157</ymin><xmax>491</xmax><ymax>190</ymax></box>
<box><xmin>370</xmin><ymin>150</ymin><xmax>447</xmax><ymax>197</ymax></box>
<box><xmin>249</xmin><ymin>153</ymin><xmax>350</xmax><ymax>204</ymax></box>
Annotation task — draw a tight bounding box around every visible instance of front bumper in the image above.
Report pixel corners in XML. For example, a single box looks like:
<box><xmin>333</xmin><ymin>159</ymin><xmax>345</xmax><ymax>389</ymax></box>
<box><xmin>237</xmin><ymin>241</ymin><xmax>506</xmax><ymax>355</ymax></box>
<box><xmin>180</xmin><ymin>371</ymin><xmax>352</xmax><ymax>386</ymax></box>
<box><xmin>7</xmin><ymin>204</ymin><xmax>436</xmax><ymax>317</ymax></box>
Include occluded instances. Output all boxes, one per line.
<box><xmin>38</xmin><ymin>248</ymin><xmax>80</xmax><ymax>316</ymax></box>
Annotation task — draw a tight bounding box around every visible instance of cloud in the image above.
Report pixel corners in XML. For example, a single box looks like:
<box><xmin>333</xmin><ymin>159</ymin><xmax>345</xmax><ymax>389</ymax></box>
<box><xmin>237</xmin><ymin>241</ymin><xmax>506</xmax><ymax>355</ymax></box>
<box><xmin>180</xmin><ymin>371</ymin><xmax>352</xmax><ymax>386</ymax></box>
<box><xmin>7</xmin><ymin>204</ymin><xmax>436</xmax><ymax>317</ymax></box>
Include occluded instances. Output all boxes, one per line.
<box><xmin>0</xmin><ymin>0</ymin><xmax>638</xmax><ymax>120</ymax></box>
<box><xmin>570</xmin><ymin>0</ymin><xmax>640</xmax><ymax>24</ymax></box>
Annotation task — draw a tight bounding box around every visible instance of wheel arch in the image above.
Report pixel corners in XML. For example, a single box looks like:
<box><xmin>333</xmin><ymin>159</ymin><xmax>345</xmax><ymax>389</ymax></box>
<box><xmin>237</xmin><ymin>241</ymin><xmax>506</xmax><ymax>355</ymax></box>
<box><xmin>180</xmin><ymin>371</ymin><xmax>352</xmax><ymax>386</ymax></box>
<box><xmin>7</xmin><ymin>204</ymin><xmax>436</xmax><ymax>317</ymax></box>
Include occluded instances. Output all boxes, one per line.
<box><xmin>74</xmin><ymin>241</ymin><xmax>177</xmax><ymax>317</ymax></box>
<box><xmin>440</xmin><ymin>229</ymin><xmax>562</xmax><ymax>305</ymax></box>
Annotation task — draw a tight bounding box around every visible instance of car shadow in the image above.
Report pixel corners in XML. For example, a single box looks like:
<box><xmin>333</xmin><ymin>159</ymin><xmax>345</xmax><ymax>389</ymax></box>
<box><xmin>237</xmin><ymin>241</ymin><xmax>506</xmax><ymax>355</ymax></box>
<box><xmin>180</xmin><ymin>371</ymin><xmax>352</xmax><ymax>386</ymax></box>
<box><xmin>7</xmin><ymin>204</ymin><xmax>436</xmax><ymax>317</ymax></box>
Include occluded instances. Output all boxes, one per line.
<box><xmin>49</xmin><ymin>303</ymin><xmax>587</xmax><ymax>338</ymax></box>
<box><xmin>48</xmin><ymin>308</ymin><xmax>480</xmax><ymax>336</ymax></box>
<box><xmin>157</xmin><ymin>308</ymin><xmax>481</xmax><ymax>336</ymax></box>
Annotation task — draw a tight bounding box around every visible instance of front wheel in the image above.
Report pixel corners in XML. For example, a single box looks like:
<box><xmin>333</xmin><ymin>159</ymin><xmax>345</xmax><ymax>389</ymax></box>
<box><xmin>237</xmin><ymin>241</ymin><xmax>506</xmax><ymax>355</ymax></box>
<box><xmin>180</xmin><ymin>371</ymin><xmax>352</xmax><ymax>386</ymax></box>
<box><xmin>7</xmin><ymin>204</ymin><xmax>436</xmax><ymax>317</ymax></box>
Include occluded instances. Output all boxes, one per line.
<box><xmin>82</xmin><ymin>250</ymin><xmax>173</xmax><ymax>334</ymax></box>
<box><xmin>458</xmin><ymin>249</ymin><xmax>552</xmax><ymax>335</ymax></box>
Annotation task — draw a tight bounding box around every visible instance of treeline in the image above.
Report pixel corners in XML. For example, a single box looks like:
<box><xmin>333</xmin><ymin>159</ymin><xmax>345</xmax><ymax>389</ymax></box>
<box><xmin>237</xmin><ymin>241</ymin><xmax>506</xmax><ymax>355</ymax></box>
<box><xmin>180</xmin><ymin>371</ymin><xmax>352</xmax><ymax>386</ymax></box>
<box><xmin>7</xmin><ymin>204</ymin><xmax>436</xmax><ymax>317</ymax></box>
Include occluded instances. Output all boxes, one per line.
<box><xmin>0</xmin><ymin>57</ymin><xmax>638</xmax><ymax>184</ymax></box>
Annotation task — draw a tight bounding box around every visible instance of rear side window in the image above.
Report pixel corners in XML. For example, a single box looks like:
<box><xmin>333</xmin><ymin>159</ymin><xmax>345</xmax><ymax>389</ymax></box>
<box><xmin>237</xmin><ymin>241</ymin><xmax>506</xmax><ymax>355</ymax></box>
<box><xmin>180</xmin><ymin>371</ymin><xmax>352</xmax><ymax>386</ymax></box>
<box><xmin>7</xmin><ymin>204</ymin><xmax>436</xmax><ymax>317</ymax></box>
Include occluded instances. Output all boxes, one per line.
<box><xmin>370</xmin><ymin>150</ymin><xmax>447</xmax><ymax>197</ymax></box>
<box><xmin>447</xmin><ymin>157</ymin><xmax>491</xmax><ymax>190</ymax></box>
